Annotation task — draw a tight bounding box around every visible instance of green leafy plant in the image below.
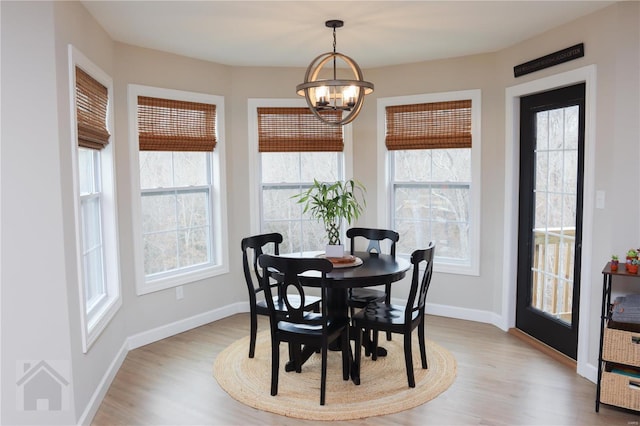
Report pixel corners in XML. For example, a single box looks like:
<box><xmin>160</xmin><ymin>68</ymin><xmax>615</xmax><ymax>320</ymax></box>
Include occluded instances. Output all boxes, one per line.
<box><xmin>293</xmin><ymin>179</ymin><xmax>366</xmax><ymax>245</ymax></box>
<box><xmin>611</xmin><ymin>255</ymin><xmax>619</xmax><ymax>261</ymax></box>
<box><xmin>627</xmin><ymin>249</ymin><xmax>638</xmax><ymax>259</ymax></box>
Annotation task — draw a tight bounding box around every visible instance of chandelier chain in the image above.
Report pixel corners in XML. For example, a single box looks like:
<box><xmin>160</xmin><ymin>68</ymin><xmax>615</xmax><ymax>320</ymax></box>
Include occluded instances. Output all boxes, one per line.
<box><xmin>333</xmin><ymin>26</ymin><xmax>337</xmax><ymax>53</ymax></box>
<box><xmin>332</xmin><ymin>25</ymin><xmax>337</xmax><ymax>79</ymax></box>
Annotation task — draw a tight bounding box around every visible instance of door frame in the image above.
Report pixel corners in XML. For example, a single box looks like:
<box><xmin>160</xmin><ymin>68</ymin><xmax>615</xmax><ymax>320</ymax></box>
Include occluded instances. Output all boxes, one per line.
<box><xmin>502</xmin><ymin>65</ymin><xmax>597</xmax><ymax>381</ymax></box>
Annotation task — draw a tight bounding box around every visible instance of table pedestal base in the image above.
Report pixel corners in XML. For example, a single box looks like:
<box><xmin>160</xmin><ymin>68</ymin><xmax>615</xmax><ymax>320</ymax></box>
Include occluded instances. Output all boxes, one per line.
<box><xmin>284</xmin><ymin>330</ymin><xmax>388</xmax><ymax>384</ymax></box>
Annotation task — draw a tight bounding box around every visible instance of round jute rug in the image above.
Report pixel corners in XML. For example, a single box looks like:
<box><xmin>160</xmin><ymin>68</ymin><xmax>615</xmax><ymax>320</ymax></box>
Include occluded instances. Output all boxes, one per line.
<box><xmin>213</xmin><ymin>330</ymin><xmax>456</xmax><ymax>421</ymax></box>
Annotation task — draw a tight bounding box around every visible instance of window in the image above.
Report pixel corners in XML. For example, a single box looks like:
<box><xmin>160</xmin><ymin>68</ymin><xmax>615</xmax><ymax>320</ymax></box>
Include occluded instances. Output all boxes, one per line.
<box><xmin>69</xmin><ymin>46</ymin><xmax>121</xmax><ymax>352</ymax></box>
<box><xmin>379</xmin><ymin>90</ymin><xmax>481</xmax><ymax>275</ymax></box>
<box><xmin>79</xmin><ymin>148</ymin><xmax>106</xmax><ymax>312</ymax></box>
<box><xmin>129</xmin><ymin>86</ymin><xmax>228</xmax><ymax>294</ymax></box>
<box><xmin>248</xmin><ymin>100</ymin><xmax>352</xmax><ymax>254</ymax></box>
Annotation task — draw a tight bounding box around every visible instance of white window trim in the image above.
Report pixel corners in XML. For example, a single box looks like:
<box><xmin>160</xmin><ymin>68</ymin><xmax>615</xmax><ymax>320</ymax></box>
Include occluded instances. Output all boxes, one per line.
<box><xmin>128</xmin><ymin>85</ymin><xmax>229</xmax><ymax>295</ymax></box>
<box><xmin>247</xmin><ymin>98</ymin><xmax>354</xmax><ymax>236</ymax></box>
<box><xmin>68</xmin><ymin>45</ymin><xmax>122</xmax><ymax>353</ymax></box>
<box><xmin>377</xmin><ymin>89</ymin><xmax>481</xmax><ymax>276</ymax></box>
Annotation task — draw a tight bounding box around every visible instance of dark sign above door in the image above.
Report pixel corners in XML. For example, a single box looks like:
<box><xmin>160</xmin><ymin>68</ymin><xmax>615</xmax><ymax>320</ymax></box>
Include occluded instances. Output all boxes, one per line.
<box><xmin>514</xmin><ymin>43</ymin><xmax>584</xmax><ymax>78</ymax></box>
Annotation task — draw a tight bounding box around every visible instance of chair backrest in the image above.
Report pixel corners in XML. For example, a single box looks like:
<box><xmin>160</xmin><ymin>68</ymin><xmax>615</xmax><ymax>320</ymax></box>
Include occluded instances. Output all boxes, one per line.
<box><xmin>257</xmin><ymin>254</ymin><xmax>333</xmax><ymax>325</ymax></box>
<box><xmin>404</xmin><ymin>243</ymin><xmax>436</xmax><ymax>323</ymax></box>
<box><xmin>347</xmin><ymin>227</ymin><xmax>399</xmax><ymax>256</ymax></box>
<box><xmin>241</xmin><ymin>233</ymin><xmax>283</xmax><ymax>301</ymax></box>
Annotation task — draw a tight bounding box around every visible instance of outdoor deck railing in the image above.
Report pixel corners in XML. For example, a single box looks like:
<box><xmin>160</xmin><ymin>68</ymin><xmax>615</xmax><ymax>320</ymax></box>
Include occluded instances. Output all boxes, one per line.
<box><xmin>531</xmin><ymin>227</ymin><xmax>576</xmax><ymax>323</ymax></box>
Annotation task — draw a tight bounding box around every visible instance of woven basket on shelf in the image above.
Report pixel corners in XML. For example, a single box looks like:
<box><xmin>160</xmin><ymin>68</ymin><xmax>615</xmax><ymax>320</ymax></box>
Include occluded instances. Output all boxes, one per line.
<box><xmin>602</xmin><ymin>328</ymin><xmax>640</xmax><ymax>365</ymax></box>
<box><xmin>600</xmin><ymin>371</ymin><xmax>640</xmax><ymax>411</ymax></box>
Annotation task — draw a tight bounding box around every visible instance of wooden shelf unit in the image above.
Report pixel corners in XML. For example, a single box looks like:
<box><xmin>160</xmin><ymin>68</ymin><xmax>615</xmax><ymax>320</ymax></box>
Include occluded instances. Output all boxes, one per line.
<box><xmin>596</xmin><ymin>262</ymin><xmax>640</xmax><ymax>412</ymax></box>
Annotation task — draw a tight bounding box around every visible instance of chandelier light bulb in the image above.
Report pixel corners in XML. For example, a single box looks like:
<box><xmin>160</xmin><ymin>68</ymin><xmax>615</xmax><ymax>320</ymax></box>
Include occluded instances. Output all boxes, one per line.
<box><xmin>316</xmin><ymin>86</ymin><xmax>329</xmax><ymax>106</ymax></box>
<box><xmin>343</xmin><ymin>86</ymin><xmax>357</xmax><ymax>108</ymax></box>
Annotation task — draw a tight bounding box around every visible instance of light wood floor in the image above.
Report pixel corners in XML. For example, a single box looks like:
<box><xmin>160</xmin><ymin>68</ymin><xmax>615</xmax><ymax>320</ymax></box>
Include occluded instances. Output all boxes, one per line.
<box><xmin>92</xmin><ymin>314</ymin><xmax>639</xmax><ymax>425</ymax></box>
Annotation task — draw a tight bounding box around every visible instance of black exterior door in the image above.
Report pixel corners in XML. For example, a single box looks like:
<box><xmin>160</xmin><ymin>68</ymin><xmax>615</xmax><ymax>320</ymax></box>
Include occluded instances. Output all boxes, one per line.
<box><xmin>516</xmin><ymin>83</ymin><xmax>585</xmax><ymax>359</ymax></box>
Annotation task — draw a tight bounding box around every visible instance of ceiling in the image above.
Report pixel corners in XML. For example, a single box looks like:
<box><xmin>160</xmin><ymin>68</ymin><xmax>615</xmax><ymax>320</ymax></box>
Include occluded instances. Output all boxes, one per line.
<box><xmin>82</xmin><ymin>1</ymin><xmax>614</xmax><ymax>69</ymax></box>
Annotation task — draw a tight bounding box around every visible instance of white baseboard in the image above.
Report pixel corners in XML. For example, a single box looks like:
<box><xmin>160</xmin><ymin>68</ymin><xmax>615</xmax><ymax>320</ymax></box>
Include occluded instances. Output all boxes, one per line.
<box><xmin>77</xmin><ymin>341</ymin><xmax>128</xmax><ymax>426</ymax></box>
<box><xmin>128</xmin><ymin>302</ymin><xmax>246</xmax><ymax>350</ymax></box>
<box><xmin>423</xmin><ymin>301</ymin><xmax>501</xmax><ymax>327</ymax></box>
<box><xmin>579</xmin><ymin>361</ymin><xmax>598</xmax><ymax>383</ymax></box>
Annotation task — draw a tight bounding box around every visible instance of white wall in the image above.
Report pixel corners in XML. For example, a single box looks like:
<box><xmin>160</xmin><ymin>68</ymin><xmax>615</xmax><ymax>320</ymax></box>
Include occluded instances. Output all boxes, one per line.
<box><xmin>1</xmin><ymin>1</ymin><xmax>638</xmax><ymax>424</ymax></box>
<box><xmin>1</xmin><ymin>2</ymin><xmax>76</xmax><ymax>424</ymax></box>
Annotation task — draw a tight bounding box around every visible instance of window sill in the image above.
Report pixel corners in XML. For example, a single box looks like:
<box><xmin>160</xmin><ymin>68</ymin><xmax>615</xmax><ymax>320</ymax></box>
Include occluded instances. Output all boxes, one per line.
<box><xmin>136</xmin><ymin>263</ymin><xmax>229</xmax><ymax>295</ymax></box>
<box><xmin>434</xmin><ymin>263</ymin><xmax>479</xmax><ymax>276</ymax></box>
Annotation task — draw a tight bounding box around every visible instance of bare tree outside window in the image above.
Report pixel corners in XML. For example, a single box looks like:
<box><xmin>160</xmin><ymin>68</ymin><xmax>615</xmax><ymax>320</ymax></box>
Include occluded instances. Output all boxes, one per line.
<box><xmin>261</xmin><ymin>151</ymin><xmax>341</xmax><ymax>254</ymax></box>
<box><xmin>140</xmin><ymin>151</ymin><xmax>212</xmax><ymax>277</ymax></box>
<box><xmin>393</xmin><ymin>148</ymin><xmax>471</xmax><ymax>263</ymax></box>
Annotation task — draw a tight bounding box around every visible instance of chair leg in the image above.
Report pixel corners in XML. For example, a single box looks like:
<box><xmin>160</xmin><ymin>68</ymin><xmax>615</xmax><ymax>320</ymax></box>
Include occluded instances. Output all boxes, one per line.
<box><xmin>313</xmin><ymin>302</ymin><xmax>321</xmax><ymax>353</ymax></box>
<box><xmin>363</xmin><ymin>328</ymin><xmax>371</xmax><ymax>357</ymax></box>
<box><xmin>341</xmin><ymin>329</ymin><xmax>350</xmax><ymax>381</ymax></box>
<box><xmin>385</xmin><ymin>284</ymin><xmax>392</xmax><ymax>341</ymax></box>
<box><xmin>371</xmin><ymin>330</ymin><xmax>380</xmax><ymax>352</ymax></box>
<box><xmin>353</xmin><ymin>327</ymin><xmax>362</xmax><ymax>385</ymax></box>
<box><xmin>404</xmin><ymin>333</ymin><xmax>415</xmax><ymax>388</ymax></box>
<box><xmin>418</xmin><ymin>317</ymin><xmax>428</xmax><ymax>369</ymax></box>
<box><xmin>290</xmin><ymin>343</ymin><xmax>302</xmax><ymax>373</ymax></box>
<box><xmin>271</xmin><ymin>339</ymin><xmax>280</xmax><ymax>396</ymax></box>
<box><xmin>320</xmin><ymin>344</ymin><xmax>327</xmax><ymax>405</ymax></box>
<box><xmin>249</xmin><ymin>310</ymin><xmax>258</xmax><ymax>358</ymax></box>
<box><xmin>372</xmin><ymin>329</ymin><xmax>379</xmax><ymax>361</ymax></box>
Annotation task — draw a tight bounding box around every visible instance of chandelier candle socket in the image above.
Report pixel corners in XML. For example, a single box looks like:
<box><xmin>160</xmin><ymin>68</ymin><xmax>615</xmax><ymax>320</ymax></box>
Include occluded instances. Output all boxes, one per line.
<box><xmin>296</xmin><ymin>19</ymin><xmax>374</xmax><ymax>126</ymax></box>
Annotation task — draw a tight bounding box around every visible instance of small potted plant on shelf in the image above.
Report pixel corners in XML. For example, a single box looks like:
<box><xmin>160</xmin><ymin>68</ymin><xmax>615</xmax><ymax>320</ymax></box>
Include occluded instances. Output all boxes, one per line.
<box><xmin>626</xmin><ymin>248</ymin><xmax>639</xmax><ymax>272</ymax></box>
<box><xmin>629</xmin><ymin>259</ymin><xmax>640</xmax><ymax>274</ymax></box>
<box><xmin>611</xmin><ymin>255</ymin><xmax>619</xmax><ymax>271</ymax></box>
<box><xmin>293</xmin><ymin>178</ymin><xmax>366</xmax><ymax>257</ymax></box>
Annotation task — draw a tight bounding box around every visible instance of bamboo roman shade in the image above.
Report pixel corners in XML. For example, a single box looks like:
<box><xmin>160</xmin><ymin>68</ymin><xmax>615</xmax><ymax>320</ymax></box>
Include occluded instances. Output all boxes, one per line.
<box><xmin>257</xmin><ymin>107</ymin><xmax>343</xmax><ymax>152</ymax></box>
<box><xmin>75</xmin><ymin>67</ymin><xmax>110</xmax><ymax>150</ymax></box>
<box><xmin>137</xmin><ymin>96</ymin><xmax>217</xmax><ymax>152</ymax></box>
<box><xmin>385</xmin><ymin>100</ymin><xmax>472</xmax><ymax>151</ymax></box>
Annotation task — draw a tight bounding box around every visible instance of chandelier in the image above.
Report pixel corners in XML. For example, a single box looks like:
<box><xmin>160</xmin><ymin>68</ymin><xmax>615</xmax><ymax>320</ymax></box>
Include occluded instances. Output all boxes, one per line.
<box><xmin>296</xmin><ymin>20</ymin><xmax>374</xmax><ymax>126</ymax></box>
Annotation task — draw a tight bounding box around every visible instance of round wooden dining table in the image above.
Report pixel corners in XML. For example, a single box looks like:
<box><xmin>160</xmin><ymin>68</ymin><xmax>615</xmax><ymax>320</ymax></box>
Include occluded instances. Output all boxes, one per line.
<box><xmin>282</xmin><ymin>250</ymin><xmax>411</xmax><ymax>383</ymax></box>
<box><xmin>295</xmin><ymin>250</ymin><xmax>410</xmax><ymax>313</ymax></box>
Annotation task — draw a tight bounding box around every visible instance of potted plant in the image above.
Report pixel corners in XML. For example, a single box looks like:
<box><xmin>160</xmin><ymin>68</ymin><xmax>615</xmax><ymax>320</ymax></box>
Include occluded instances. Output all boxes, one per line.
<box><xmin>611</xmin><ymin>255</ymin><xmax>619</xmax><ymax>271</ymax></box>
<box><xmin>629</xmin><ymin>258</ymin><xmax>640</xmax><ymax>274</ymax></box>
<box><xmin>293</xmin><ymin>179</ymin><xmax>366</xmax><ymax>257</ymax></box>
<box><xmin>625</xmin><ymin>248</ymin><xmax>638</xmax><ymax>270</ymax></box>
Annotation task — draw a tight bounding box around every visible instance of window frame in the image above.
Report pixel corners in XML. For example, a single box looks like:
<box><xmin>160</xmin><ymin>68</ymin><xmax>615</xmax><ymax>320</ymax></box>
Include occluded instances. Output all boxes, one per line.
<box><xmin>68</xmin><ymin>45</ymin><xmax>122</xmax><ymax>353</ymax></box>
<box><xmin>247</xmin><ymin>98</ymin><xmax>354</xmax><ymax>246</ymax></box>
<box><xmin>377</xmin><ymin>89</ymin><xmax>481</xmax><ymax>276</ymax></box>
<box><xmin>128</xmin><ymin>85</ymin><xmax>229</xmax><ymax>295</ymax></box>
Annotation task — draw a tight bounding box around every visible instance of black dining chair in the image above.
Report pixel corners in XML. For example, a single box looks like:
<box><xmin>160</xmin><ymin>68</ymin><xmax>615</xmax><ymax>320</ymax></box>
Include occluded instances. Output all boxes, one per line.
<box><xmin>346</xmin><ymin>227</ymin><xmax>400</xmax><ymax>342</ymax></box>
<box><xmin>258</xmin><ymin>254</ymin><xmax>350</xmax><ymax>406</ymax></box>
<box><xmin>352</xmin><ymin>243</ymin><xmax>435</xmax><ymax>388</ymax></box>
<box><xmin>241</xmin><ymin>233</ymin><xmax>321</xmax><ymax>358</ymax></box>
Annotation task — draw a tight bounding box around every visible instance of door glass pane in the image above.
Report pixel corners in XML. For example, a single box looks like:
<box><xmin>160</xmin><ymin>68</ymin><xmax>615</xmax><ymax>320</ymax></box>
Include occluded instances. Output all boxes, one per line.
<box><xmin>530</xmin><ymin>106</ymin><xmax>578</xmax><ymax>325</ymax></box>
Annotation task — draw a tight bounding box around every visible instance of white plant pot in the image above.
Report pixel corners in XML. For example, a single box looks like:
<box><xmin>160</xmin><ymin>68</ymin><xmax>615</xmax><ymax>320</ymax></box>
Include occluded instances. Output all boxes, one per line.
<box><xmin>325</xmin><ymin>244</ymin><xmax>344</xmax><ymax>258</ymax></box>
